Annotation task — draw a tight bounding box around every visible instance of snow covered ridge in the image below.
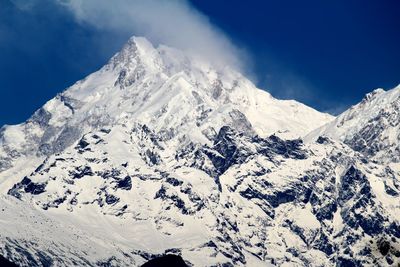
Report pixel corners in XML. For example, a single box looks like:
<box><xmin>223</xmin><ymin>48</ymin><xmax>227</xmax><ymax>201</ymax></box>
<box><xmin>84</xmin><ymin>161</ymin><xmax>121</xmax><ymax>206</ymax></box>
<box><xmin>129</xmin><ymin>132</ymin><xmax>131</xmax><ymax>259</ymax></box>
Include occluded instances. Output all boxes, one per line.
<box><xmin>0</xmin><ymin>36</ymin><xmax>399</xmax><ymax>266</ymax></box>
<box><xmin>307</xmin><ymin>85</ymin><xmax>400</xmax><ymax>163</ymax></box>
<box><xmin>0</xmin><ymin>36</ymin><xmax>333</xmax><ymax>174</ymax></box>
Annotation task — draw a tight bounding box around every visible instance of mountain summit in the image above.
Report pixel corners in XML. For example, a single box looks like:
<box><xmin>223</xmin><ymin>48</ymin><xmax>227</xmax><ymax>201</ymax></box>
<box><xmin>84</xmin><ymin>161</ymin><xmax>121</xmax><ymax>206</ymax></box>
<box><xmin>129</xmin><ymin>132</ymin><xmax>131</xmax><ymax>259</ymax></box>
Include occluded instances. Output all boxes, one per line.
<box><xmin>0</xmin><ymin>37</ymin><xmax>332</xmax><ymax>174</ymax></box>
<box><xmin>0</xmin><ymin>37</ymin><xmax>399</xmax><ymax>267</ymax></box>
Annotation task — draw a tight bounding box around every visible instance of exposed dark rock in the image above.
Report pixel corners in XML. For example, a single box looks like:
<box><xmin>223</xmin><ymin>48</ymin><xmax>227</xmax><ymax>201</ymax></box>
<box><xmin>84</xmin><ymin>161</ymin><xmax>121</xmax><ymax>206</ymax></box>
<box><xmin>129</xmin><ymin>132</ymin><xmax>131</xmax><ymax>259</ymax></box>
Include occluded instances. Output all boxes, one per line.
<box><xmin>144</xmin><ymin>149</ymin><xmax>161</xmax><ymax>166</ymax></box>
<box><xmin>257</xmin><ymin>135</ymin><xmax>307</xmax><ymax>160</ymax></box>
<box><xmin>29</xmin><ymin>108</ymin><xmax>52</xmax><ymax>127</ymax></box>
<box><xmin>142</xmin><ymin>254</ymin><xmax>188</xmax><ymax>267</ymax></box>
<box><xmin>204</xmin><ymin>126</ymin><xmax>307</xmax><ymax>177</ymax></box>
<box><xmin>59</xmin><ymin>95</ymin><xmax>82</xmax><ymax>114</ymax></box>
<box><xmin>69</xmin><ymin>166</ymin><xmax>94</xmax><ymax>179</ymax></box>
<box><xmin>8</xmin><ymin>177</ymin><xmax>46</xmax><ymax>198</ymax></box>
<box><xmin>0</xmin><ymin>255</ymin><xmax>18</xmax><ymax>267</ymax></box>
<box><xmin>100</xmin><ymin>128</ymin><xmax>111</xmax><ymax>134</ymax></box>
<box><xmin>314</xmin><ymin>234</ymin><xmax>335</xmax><ymax>256</ymax></box>
<box><xmin>166</xmin><ymin>177</ymin><xmax>183</xmax><ymax>187</ymax></box>
<box><xmin>359</xmin><ymin>246</ymin><xmax>372</xmax><ymax>256</ymax></box>
<box><xmin>24</xmin><ymin>180</ymin><xmax>46</xmax><ymax>195</ymax></box>
<box><xmin>97</xmin><ymin>256</ymin><xmax>120</xmax><ymax>267</ymax></box>
<box><xmin>42</xmin><ymin>195</ymin><xmax>68</xmax><ymax>210</ymax></box>
<box><xmin>117</xmin><ymin>176</ymin><xmax>132</xmax><ymax>190</ymax></box>
<box><xmin>196</xmin><ymin>106</ymin><xmax>212</xmax><ymax>127</ymax></box>
<box><xmin>154</xmin><ymin>186</ymin><xmax>190</xmax><ymax>214</ymax></box>
<box><xmin>266</xmin><ymin>189</ymin><xmax>297</xmax><ymax>208</ymax></box>
<box><xmin>37</xmin><ymin>251</ymin><xmax>54</xmax><ymax>267</ymax></box>
<box><xmin>175</xmin><ymin>142</ymin><xmax>216</xmax><ymax>177</ymax></box>
<box><xmin>228</xmin><ymin>109</ymin><xmax>255</xmax><ymax>136</ymax></box>
<box><xmin>37</xmin><ymin>143</ymin><xmax>53</xmax><ymax>156</ymax></box>
<box><xmin>204</xmin><ymin>126</ymin><xmax>247</xmax><ymax>175</ymax></box>
<box><xmin>191</xmin><ymin>90</ymin><xmax>203</xmax><ymax>104</ymax></box>
<box><xmin>343</xmin><ymin>99</ymin><xmax>400</xmax><ymax>160</ymax></box>
<box><xmin>211</xmin><ymin>80</ymin><xmax>223</xmax><ymax>99</ymax></box>
<box><xmin>98</xmin><ymin>168</ymin><xmax>122</xmax><ymax>180</ymax></box>
<box><xmin>336</xmin><ymin>257</ymin><xmax>362</xmax><ymax>267</ymax></box>
<box><xmin>386</xmin><ymin>255</ymin><xmax>394</xmax><ymax>265</ymax></box>
<box><xmin>316</xmin><ymin>136</ymin><xmax>330</xmax><ymax>144</ymax></box>
<box><xmin>388</xmin><ymin>222</ymin><xmax>400</xmax><ymax>238</ymax></box>
<box><xmin>384</xmin><ymin>182</ymin><xmax>399</xmax><ymax>196</ymax></box>
<box><xmin>338</xmin><ymin>166</ymin><xmax>386</xmax><ymax>236</ymax></box>
<box><xmin>76</xmin><ymin>138</ymin><xmax>90</xmax><ymax>149</ymax></box>
<box><xmin>377</xmin><ymin>238</ymin><xmax>391</xmax><ymax>256</ymax></box>
<box><xmin>53</xmin><ymin>126</ymin><xmax>82</xmax><ymax>154</ymax></box>
<box><xmin>34</xmin><ymin>162</ymin><xmax>46</xmax><ymax>173</ymax></box>
<box><xmin>105</xmin><ymin>194</ymin><xmax>120</xmax><ymax>205</ymax></box>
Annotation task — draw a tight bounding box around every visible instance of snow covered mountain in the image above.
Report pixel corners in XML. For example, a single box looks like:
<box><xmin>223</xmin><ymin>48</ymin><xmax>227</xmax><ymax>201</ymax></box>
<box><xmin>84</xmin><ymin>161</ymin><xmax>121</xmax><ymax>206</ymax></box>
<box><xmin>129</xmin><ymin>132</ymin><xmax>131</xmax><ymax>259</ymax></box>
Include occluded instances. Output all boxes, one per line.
<box><xmin>0</xmin><ymin>37</ymin><xmax>399</xmax><ymax>267</ymax></box>
<box><xmin>307</xmin><ymin>86</ymin><xmax>400</xmax><ymax>164</ymax></box>
<box><xmin>0</xmin><ymin>37</ymin><xmax>333</xmax><ymax>176</ymax></box>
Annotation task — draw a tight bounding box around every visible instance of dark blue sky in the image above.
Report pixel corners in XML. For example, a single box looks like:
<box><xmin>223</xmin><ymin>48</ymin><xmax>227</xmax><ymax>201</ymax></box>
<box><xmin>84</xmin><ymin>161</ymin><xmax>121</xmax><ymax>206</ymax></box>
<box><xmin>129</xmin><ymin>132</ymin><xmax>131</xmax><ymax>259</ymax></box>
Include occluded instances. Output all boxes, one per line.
<box><xmin>0</xmin><ymin>0</ymin><xmax>399</xmax><ymax>126</ymax></box>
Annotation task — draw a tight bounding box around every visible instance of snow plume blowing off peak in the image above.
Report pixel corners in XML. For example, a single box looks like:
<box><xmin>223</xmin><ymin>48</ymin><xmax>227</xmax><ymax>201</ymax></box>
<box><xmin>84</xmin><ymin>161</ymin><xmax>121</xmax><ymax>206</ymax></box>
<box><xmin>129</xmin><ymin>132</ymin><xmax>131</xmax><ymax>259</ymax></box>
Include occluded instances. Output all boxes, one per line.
<box><xmin>57</xmin><ymin>0</ymin><xmax>247</xmax><ymax>71</ymax></box>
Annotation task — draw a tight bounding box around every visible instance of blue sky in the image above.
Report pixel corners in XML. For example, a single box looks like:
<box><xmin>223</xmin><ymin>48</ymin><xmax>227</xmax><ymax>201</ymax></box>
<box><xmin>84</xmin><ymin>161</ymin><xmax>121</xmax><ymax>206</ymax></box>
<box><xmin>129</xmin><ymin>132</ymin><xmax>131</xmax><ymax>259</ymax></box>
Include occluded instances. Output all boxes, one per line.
<box><xmin>0</xmin><ymin>0</ymin><xmax>399</xmax><ymax>126</ymax></box>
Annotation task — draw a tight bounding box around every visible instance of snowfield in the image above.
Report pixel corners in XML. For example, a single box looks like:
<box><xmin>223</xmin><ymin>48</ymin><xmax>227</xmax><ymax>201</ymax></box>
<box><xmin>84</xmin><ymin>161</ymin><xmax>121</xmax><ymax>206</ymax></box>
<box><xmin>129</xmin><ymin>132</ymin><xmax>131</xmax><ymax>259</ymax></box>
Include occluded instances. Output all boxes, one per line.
<box><xmin>0</xmin><ymin>36</ymin><xmax>399</xmax><ymax>266</ymax></box>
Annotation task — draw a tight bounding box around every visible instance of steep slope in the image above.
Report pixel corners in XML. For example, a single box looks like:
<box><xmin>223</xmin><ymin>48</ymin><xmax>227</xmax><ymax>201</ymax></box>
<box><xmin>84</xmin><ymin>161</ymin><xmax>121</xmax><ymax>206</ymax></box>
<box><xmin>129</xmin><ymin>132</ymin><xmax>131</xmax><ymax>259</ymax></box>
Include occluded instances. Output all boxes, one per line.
<box><xmin>3</xmin><ymin>123</ymin><xmax>400</xmax><ymax>266</ymax></box>
<box><xmin>0</xmin><ymin>37</ymin><xmax>332</xmax><ymax>178</ymax></box>
<box><xmin>307</xmin><ymin>85</ymin><xmax>400</xmax><ymax>163</ymax></box>
<box><xmin>0</xmin><ymin>37</ymin><xmax>399</xmax><ymax>267</ymax></box>
<box><xmin>0</xmin><ymin>195</ymin><xmax>148</xmax><ymax>266</ymax></box>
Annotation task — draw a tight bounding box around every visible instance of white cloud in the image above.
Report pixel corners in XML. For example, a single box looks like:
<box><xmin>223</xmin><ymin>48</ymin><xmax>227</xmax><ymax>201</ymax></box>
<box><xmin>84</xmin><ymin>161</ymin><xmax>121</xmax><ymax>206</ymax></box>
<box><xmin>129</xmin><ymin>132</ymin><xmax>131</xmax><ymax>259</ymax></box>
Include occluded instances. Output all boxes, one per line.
<box><xmin>55</xmin><ymin>0</ymin><xmax>247</xmax><ymax>71</ymax></box>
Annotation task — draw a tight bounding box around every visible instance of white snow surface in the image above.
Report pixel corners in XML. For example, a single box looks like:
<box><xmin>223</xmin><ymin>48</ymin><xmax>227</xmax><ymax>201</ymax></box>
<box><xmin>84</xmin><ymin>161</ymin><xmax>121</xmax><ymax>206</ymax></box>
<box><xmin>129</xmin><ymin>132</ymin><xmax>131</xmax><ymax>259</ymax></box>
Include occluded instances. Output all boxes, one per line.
<box><xmin>306</xmin><ymin>85</ymin><xmax>400</xmax><ymax>163</ymax></box>
<box><xmin>0</xmin><ymin>37</ymin><xmax>399</xmax><ymax>267</ymax></box>
<box><xmin>0</xmin><ymin>37</ymin><xmax>333</xmax><ymax>174</ymax></box>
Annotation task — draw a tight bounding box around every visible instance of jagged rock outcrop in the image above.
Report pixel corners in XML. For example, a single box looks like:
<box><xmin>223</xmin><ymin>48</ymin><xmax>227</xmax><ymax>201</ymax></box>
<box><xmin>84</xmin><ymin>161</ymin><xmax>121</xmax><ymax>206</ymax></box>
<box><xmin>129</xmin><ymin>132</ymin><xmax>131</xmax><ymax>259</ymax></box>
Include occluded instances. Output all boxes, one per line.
<box><xmin>0</xmin><ymin>36</ymin><xmax>398</xmax><ymax>267</ymax></box>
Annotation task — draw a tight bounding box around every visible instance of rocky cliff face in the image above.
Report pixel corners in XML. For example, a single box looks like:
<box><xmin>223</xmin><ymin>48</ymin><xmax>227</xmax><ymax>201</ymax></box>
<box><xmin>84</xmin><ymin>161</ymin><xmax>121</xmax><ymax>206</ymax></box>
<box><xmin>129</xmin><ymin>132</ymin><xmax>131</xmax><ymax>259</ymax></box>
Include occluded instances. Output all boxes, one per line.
<box><xmin>0</xmin><ymin>37</ymin><xmax>398</xmax><ymax>267</ymax></box>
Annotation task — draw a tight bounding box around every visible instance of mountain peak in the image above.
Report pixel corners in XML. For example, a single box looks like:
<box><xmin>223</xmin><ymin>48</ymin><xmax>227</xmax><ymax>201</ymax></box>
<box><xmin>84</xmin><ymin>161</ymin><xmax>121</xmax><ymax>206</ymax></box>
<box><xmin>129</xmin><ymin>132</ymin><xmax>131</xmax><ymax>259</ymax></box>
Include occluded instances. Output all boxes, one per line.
<box><xmin>361</xmin><ymin>88</ymin><xmax>385</xmax><ymax>103</ymax></box>
<box><xmin>0</xmin><ymin>36</ymin><xmax>399</xmax><ymax>267</ymax></box>
<box><xmin>0</xmin><ymin>36</ymin><xmax>333</xmax><ymax>175</ymax></box>
<box><xmin>108</xmin><ymin>36</ymin><xmax>161</xmax><ymax>74</ymax></box>
<box><xmin>118</xmin><ymin>36</ymin><xmax>154</xmax><ymax>55</ymax></box>
<box><xmin>307</xmin><ymin>85</ymin><xmax>400</xmax><ymax>163</ymax></box>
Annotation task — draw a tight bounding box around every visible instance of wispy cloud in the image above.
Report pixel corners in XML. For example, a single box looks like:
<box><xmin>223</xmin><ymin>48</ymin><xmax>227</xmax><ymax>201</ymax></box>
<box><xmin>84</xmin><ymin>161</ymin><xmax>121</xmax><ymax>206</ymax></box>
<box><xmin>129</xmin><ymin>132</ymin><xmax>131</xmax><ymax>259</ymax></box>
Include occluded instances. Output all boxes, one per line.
<box><xmin>262</xmin><ymin>72</ymin><xmax>348</xmax><ymax>115</ymax></box>
<box><xmin>53</xmin><ymin>0</ymin><xmax>246</xmax><ymax>71</ymax></box>
<box><xmin>8</xmin><ymin>0</ymin><xmax>341</xmax><ymax>114</ymax></box>
<box><xmin>9</xmin><ymin>0</ymin><xmax>247</xmax><ymax>70</ymax></box>
<box><xmin>263</xmin><ymin>72</ymin><xmax>315</xmax><ymax>102</ymax></box>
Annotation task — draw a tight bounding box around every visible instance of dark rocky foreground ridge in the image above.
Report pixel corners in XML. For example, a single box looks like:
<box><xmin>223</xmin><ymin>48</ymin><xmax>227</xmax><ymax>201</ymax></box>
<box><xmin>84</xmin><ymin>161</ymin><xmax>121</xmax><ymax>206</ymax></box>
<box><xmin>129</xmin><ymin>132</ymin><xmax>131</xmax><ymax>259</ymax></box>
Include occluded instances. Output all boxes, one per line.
<box><xmin>0</xmin><ymin>255</ymin><xmax>18</xmax><ymax>267</ymax></box>
<box><xmin>142</xmin><ymin>254</ymin><xmax>188</xmax><ymax>267</ymax></box>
